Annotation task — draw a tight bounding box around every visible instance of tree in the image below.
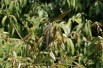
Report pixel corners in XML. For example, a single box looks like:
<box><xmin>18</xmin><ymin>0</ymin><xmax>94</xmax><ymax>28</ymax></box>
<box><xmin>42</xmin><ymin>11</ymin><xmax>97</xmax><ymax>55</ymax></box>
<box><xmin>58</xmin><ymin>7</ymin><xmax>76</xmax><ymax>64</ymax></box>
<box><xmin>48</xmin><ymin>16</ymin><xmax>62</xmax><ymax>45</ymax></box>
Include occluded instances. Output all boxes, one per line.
<box><xmin>0</xmin><ymin>0</ymin><xmax>103</xmax><ymax>68</ymax></box>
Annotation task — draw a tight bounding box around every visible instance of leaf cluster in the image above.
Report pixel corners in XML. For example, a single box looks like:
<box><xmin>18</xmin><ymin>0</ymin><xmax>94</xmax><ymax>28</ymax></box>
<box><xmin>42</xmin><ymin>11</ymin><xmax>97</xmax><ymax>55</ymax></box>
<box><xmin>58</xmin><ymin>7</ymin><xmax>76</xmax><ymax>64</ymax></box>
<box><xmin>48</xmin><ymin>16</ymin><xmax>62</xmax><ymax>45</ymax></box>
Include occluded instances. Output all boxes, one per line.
<box><xmin>0</xmin><ymin>0</ymin><xmax>103</xmax><ymax>68</ymax></box>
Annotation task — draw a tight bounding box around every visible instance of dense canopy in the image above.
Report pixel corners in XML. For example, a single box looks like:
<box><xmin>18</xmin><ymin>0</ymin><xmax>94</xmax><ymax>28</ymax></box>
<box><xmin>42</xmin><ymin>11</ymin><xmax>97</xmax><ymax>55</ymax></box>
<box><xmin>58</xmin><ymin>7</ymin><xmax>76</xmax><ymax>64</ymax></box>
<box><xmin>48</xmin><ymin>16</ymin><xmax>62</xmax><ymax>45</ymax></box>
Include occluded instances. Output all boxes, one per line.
<box><xmin>0</xmin><ymin>0</ymin><xmax>103</xmax><ymax>68</ymax></box>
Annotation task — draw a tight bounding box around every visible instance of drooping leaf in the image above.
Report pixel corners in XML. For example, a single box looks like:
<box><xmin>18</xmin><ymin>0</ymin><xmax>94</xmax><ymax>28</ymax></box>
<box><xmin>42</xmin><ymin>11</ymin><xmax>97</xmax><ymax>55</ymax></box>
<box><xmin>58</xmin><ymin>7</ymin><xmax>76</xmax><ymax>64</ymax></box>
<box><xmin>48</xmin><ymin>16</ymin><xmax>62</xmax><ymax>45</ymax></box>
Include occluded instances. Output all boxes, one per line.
<box><xmin>95</xmin><ymin>2</ymin><xmax>100</xmax><ymax>15</ymax></box>
<box><xmin>50</xmin><ymin>51</ymin><xmax>56</xmax><ymax>61</ymax></box>
<box><xmin>60</xmin><ymin>19</ymin><xmax>72</xmax><ymax>36</ymax></box>
<box><xmin>2</xmin><ymin>16</ymin><xmax>8</xmax><ymax>25</ymax></box>
<box><xmin>67</xmin><ymin>38</ymin><xmax>74</xmax><ymax>55</ymax></box>
<box><xmin>84</xmin><ymin>20</ymin><xmax>92</xmax><ymax>39</ymax></box>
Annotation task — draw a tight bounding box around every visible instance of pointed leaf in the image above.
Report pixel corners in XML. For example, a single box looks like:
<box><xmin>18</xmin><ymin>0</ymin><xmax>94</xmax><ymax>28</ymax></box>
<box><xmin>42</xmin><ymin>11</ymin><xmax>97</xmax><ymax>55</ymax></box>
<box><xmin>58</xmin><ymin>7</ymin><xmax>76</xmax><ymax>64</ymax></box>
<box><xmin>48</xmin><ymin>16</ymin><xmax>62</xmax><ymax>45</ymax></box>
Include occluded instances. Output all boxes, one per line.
<box><xmin>50</xmin><ymin>51</ymin><xmax>56</xmax><ymax>61</ymax></box>
<box><xmin>2</xmin><ymin>16</ymin><xmax>8</xmax><ymax>25</ymax></box>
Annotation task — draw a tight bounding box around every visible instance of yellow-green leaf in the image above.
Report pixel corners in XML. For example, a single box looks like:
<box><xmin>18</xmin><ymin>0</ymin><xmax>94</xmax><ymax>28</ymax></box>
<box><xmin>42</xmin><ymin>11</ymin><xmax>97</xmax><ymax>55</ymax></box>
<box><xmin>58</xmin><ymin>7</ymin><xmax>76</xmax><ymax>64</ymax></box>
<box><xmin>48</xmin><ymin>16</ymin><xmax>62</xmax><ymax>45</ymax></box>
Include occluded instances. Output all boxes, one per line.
<box><xmin>2</xmin><ymin>16</ymin><xmax>8</xmax><ymax>25</ymax></box>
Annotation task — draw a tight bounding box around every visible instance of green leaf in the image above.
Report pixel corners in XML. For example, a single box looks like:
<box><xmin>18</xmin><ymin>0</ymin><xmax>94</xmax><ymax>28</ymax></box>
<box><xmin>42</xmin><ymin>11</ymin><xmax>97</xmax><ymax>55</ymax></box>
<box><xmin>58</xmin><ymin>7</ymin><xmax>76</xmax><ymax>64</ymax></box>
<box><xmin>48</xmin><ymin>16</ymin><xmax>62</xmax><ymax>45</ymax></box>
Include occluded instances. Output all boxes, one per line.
<box><xmin>11</xmin><ymin>28</ymin><xmax>15</xmax><ymax>36</ymax></box>
<box><xmin>76</xmin><ymin>23</ymin><xmax>83</xmax><ymax>32</ymax></box>
<box><xmin>73</xmin><ymin>0</ymin><xmax>76</xmax><ymax>9</ymax></box>
<box><xmin>102</xmin><ymin>50</ymin><xmax>103</xmax><ymax>64</ymax></box>
<box><xmin>95</xmin><ymin>2</ymin><xmax>100</xmax><ymax>15</ymax></box>
<box><xmin>19</xmin><ymin>0</ymin><xmax>23</xmax><ymax>7</ymax></box>
<box><xmin>50</xmin><ymin>51</ymin><xmax>56</xmax><ymax>61</ymax></box>
<box><xmin>38</xmin><ymin>10</ymin><xmax>44</xmax><ymax>18</ymax></box>
<box><xmin>4</xmin><ymin>0</ymin><xmax>12</xmax><ymax>5</ymax></box>
<box><xmin>2</xmin><ymin>16</ymin><xmax>8</xmax><ymax>25</ymax></box>
<box><xmin>60</xmin><ymin>19</ymin><xmax>72</xmax><ymax>36</ymax></box>
<box><xmin>23</xmin><ymin>0</ymin><xmax>27</xmax><ymax>6</ymax></box>
<box><xmin>84</xmin><ymin>20</ymin><xmax>92</xmax><ymax>39</ymax></box>
<box><xmin>13</xmin><ymin>51</ymin><xmax>17</xmax><ymax>57</ymax></box>
<box><xmin>13</xmin><ymin>44</ymin><xmax>21</xmax><ymax>55</ymax></box>
<box><xmin>0</xmin><ymin>46</ymin><xmax>3</xmax><ymax>57</ymax></box>
<box><xmin>75</xmin><ymin>19</ymin><xmax>82</xmax><ymax>23</ymax></box>
<box><xmin>9</xmin><ymin>1</ymin><xmax>14</xmax><ymax>11</ymax></box>
<box><xmin>9</xmin><ymin>15</ymin><xmax>17</xmax><ymax>23</ymax></box>
<box><xmin>96</xmin><ymin>62</ymin><xmax>101</xmax><ymax>68</ymax></box>
<box><xmin>5</xmin><ymin>44</ymin><xmax>12</xmax><ymax>54</ymax></box>
<box><xmin>67</xmin><ymin>38</ymin><xmax>74</xmax><ymax>55</ymax></box>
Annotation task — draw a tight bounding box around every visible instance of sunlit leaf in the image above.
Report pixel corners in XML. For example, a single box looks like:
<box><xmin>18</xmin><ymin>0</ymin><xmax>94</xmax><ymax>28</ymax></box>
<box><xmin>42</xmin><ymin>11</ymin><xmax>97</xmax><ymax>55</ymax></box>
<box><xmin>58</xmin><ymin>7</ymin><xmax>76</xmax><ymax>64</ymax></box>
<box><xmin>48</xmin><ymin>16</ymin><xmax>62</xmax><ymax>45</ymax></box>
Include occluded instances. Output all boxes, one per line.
<box><xmin>2</xmin><ymin>16</ymin><xmax>8</xmax><ymax>25</ymax></box>
<box><xmin>9</xmin><ymin>1</ymin><xmax>14</xmax><ymax>11</ymax></box>
<box><xmin>50</xmin><ymin>51</ymin><xmax>56</xmax><ymax>61</ymax></box>
<box><xmin>13</xmin><ymin>51</ymin><xmax>17</xmax><ymax>57</ymax></box>
<box><xmin>23</xmin><ymin>0</ymin><xmax>27</xmax><ymax>6</ymax></box>
<box><xmin>60</xmin><ymin>19</ymin><xmax>72</xmax><ymax>36</ymax></box>
<box><xmin>4</xmin><ymin>0</ymin><xmax>12</xmax><ymax>5</ymax></box>
<box><xmin>84</xmin><ymin>20</ymin><xmax>92</xmax><ymax>39</ymax></box>
<box><xmin>0</xmin><ymin>0</ymin><xmax>102</xmax><ymax>67</ymax></box>
<box><xmin>76</xmin><ymin>23</ymin><xmax>83</xmax><ymax>32</ymax></box>
<box><xmin>9</xmin><ymin>15</ymin><xmax>18</xmax><ymax>23</ymax></box>
<box><xmin>67</xmin><ymin>38</ymin><xmax>74</xmax><ymax>55</ymax></box>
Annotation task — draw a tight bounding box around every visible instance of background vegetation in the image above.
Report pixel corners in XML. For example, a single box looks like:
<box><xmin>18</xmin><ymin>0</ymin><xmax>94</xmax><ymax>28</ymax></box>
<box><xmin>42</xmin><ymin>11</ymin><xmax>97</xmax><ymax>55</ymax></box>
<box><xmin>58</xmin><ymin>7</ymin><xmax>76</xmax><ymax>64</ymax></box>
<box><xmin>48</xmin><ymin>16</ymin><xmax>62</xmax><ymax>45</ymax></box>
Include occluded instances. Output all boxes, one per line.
<box><xmin>0</xmin><ymin>0</ymin><xmax>103</xmax><ymax>68</ymax></box>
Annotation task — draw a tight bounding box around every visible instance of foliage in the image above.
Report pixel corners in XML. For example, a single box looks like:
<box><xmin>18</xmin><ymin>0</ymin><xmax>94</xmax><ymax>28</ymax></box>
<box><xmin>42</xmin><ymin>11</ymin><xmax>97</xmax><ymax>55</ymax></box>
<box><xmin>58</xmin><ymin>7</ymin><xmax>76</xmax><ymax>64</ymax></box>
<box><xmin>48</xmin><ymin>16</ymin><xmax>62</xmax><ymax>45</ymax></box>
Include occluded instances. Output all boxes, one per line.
<box><xmin>0</xmin><ymin>0</ymin><xmax>103</xmax><ymax>68</ymax></box>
